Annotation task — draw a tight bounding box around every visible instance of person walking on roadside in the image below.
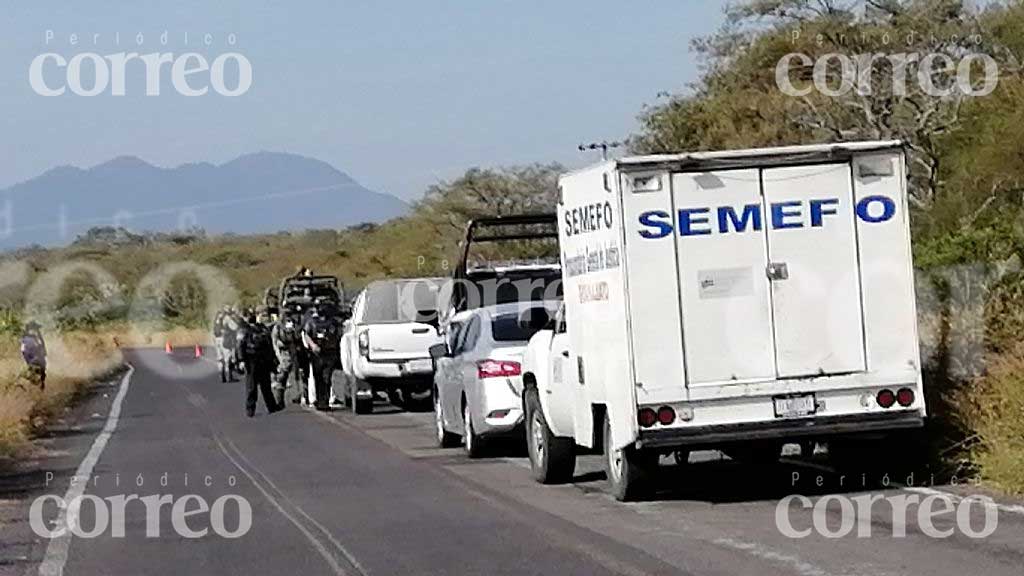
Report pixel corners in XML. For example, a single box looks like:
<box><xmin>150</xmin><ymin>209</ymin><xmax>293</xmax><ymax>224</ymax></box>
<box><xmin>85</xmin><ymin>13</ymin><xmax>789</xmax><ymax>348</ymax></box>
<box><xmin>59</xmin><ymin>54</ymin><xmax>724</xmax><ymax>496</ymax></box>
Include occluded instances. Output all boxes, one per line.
<box><xmin>302</xmin><ymin>297</ymin><xmax>341</xmax><ymax>411</ymax></box>
<box><xmin>238</xmin><ymin>307</ymin><xmax>281</xmax><ymax>417</ymax></box>
<box><xmin>213</xmin><ymin>305</ymin><xmax>241</xmax><ymax>382</ymax></box>
<box><xmin>20</xmin><ymin>321</ymin><xmax>47</xmax><ymax>391</ymax></box>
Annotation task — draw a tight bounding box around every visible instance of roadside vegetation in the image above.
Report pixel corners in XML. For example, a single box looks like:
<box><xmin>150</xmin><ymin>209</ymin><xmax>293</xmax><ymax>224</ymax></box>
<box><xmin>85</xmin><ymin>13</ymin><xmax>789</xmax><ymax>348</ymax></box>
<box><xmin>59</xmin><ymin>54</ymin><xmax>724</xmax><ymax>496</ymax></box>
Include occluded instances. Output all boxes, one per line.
<box><xmin>0</xmin><ymin>332</ymin><xmax>122</xmax><ymax>458</ymax></box>
<box><xmin>2</xmin><ymin>0</ymin><xmax>1023</xmax><ymax>493</ymax></box>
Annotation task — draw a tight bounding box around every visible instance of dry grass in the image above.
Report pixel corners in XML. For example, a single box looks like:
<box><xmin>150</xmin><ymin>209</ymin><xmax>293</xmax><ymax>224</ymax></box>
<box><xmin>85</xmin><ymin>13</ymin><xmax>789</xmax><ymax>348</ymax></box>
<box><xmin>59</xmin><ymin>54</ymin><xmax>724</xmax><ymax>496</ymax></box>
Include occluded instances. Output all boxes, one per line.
<box><xmin>94</xmin><ymin>323</ymin><xmax>210</xmax><ymax>349</ymax></box>
<box><xmin>0</xmin><ymin>332</ymin><xmax>123</xmax><ymax>458</ymax></box>
<box><xmin>956</xmin><ymin>346</ymin><xmax>1024</xmax><ymax>495</ymax></box>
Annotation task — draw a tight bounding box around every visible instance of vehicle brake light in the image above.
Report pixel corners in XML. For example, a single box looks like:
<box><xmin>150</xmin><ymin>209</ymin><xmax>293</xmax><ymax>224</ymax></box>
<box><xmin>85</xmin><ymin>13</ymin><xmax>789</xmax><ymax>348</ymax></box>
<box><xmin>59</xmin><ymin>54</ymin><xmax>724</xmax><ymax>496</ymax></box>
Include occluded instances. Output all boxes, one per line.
<box><xmin>638</xmin><ymin>408</ymin><xmax>657</xmax><ymax>428</ymax></box>
<box><xmin>358</xmin><ymin>331</ymin><xmax>369</xmax><ymax>356</ymax></box>
<box><xmin>896</xmin><ymin>388</ymin><xmax>915</xmax><ymax>407</ymax></box>
<box><xmin>657</xmin><ymin>406</ymin><xmax>676</xmax><ymax>425</ymax></box>
<box><xmin>876</xmin><ymin>389</ymin><xmax>896</xmax><ymax>409</ymax></box>
<box><xmin>478</xmin><ymin>360</ymin><xmax>521</xmax><ymax>379</ymax></box>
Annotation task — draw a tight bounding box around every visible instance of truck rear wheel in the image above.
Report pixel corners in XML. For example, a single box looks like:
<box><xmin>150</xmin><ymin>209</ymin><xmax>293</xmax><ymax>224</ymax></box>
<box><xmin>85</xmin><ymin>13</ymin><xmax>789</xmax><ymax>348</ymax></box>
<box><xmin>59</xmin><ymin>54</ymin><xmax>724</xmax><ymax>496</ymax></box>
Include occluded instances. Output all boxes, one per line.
<box><xmin>525</xmin><ymin>390</ymin><xmax>575</xmax><ymax>484</ymax></box>
<box><xmin>604</xmin><ymin>416</ymin><xmax>655</xmax><ymax>502</ymax></box>
<box><xmin>351</xmin><ymin>379</ymin><xmax>373</xmax><ymax>415</ymax></box>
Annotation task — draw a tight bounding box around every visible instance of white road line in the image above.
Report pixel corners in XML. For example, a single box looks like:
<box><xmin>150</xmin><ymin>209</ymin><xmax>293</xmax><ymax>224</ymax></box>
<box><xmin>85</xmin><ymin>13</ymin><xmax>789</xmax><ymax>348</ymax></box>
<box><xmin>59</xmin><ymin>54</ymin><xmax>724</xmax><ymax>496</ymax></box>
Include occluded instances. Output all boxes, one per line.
<box><xmin>212</xmin><ymin>434</ymin><xmax>357</xmax><ymax>576</ymax></box>
<box><xmin>38</xmin><ymin>365</ymin><xmax>135</xmax><ymax>576</ymax></box>
<box><xmin>221</xmin><ymin>436</ymin><xmax>369</xmax><ymax>576</ymax></box>
<box><xmin>713</xmin><ymin>538</ymin><xmax>836</xmax><ymax>576</ymax></box>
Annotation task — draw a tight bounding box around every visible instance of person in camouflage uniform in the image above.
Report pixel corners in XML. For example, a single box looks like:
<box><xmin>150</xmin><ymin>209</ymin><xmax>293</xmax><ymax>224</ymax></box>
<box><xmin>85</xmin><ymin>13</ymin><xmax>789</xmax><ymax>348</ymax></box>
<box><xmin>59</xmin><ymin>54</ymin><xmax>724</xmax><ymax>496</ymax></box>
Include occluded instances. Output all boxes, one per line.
<box><xmin>214</xmin><ymin>305</ymin><xmax>242</xmax><ymax>382</ymax></box>
<box><xmin>271</xmin><ymin>308</ymin><xmax>303</xmax><ymax>407</ymax></box>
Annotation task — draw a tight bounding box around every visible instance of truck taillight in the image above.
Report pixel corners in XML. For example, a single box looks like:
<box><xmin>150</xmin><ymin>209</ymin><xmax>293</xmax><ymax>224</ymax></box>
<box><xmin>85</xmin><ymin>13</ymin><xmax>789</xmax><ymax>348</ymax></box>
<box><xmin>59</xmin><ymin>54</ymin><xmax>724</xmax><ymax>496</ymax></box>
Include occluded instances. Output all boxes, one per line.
<box><xmin>638</xmin><ymin>408</ymin><xmax>657</xmax><ymax>428</ymax></box>
<box><xmin>358</xmin><ymin>331</ymin><xmax>369</xmax><ymax>356</ymax></box>
<box><xmin>657</xmin><ymin>406</ymin><xmax>676</xmax><ymax>425</ymax></box>
<box><xmin>477</xmin><ymin>360</ymin><xmax>520</xmax><ymax>379</ymax></box>
<box><xmin>896</xmin><ymin>388</ymin><xmax>915</xmax><ymax>407</ymax></box>
<box><xmin>876</xmin><ymin>389</ymin><xmax>896</xmax><ymax>409</ymax></box>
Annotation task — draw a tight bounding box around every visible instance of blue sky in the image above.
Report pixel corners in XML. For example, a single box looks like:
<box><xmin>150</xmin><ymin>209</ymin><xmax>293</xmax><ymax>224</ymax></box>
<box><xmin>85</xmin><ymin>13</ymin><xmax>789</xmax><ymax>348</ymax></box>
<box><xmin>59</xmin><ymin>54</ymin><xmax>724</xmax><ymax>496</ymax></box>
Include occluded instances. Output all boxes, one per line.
<box><xmin>0</xmin><ymin>1</ymin><xmax>730</xmax><ymax>200</ymax></box>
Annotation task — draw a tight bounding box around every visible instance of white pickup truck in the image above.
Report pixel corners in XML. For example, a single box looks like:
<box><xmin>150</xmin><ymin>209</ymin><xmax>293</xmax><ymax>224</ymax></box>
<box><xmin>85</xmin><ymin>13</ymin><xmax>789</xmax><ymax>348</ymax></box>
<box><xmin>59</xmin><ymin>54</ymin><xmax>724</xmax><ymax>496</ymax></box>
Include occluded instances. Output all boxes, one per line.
<box><xmin>521</xmin><ymin>141</ymin><xmax>925</xmax><ymax>501</ymax></box>
<box><xmin>340</xmin><ymin>278</ymin><xmax>445</xmax><ymax>414</ymax></box>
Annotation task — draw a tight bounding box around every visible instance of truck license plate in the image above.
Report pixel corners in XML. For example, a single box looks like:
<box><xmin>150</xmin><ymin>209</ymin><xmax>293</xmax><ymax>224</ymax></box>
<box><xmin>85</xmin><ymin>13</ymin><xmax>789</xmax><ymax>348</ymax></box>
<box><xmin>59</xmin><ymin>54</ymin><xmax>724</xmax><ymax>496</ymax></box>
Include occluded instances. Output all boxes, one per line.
<box><xmin>403</xmin><ymin>359</ymin><xmax>433</xmax><ymax>374</ymax></box>
<box><xmin>773</xmin><ymin>394</ymin><xmax>816</xmax><ymax>418</ymax></box>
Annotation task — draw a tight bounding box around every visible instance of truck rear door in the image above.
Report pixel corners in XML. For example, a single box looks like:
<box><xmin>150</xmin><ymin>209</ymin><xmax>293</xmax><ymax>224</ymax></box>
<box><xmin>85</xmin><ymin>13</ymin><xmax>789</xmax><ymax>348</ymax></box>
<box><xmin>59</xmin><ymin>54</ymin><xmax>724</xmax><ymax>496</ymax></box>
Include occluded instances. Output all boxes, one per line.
<box><xmin>627</xmin><ymin>162</ymin><xmax>868</xmax><ymax>390</ymax></box>
<box><xmin>762</xmin><ymin>164</ymin><xmax>866</xmax><ymax>378</ymax></box>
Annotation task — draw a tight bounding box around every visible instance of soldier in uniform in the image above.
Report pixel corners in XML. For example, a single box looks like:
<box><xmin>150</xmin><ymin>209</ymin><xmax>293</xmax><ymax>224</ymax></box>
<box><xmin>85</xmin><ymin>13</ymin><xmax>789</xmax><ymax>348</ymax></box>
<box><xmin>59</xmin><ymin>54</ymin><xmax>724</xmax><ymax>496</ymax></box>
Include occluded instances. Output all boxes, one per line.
<box><xmin>302</xmin><ymin>297</ymin><xmax>341</xmax><ymax>411</ymax></box>
<box><xmin>238</xmin><ymin>307</ymin><xmax>281</xmax><ymax>417</ymax></box>
<box><xmin>271</xmin><ymin>307</ymin><xmax>302</xmax><ymax>408</ymax></box>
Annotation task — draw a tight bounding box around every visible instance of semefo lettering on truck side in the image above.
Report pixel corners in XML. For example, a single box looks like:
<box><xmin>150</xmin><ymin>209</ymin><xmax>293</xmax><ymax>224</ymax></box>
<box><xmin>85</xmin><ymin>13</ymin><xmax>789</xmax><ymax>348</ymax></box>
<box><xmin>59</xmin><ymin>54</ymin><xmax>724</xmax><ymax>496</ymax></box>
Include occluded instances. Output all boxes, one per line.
<box><xmin>636</xmin><ymin>195</ymin><xmax>897</xmax><ymax>239</ymax></box>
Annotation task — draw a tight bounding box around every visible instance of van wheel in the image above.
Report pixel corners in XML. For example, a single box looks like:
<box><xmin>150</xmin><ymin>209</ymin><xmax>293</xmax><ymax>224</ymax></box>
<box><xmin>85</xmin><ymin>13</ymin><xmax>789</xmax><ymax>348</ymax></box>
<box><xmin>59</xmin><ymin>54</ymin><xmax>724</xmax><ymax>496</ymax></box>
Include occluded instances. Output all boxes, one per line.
<box><xmin>435</xmin><ymin>391</ymin><xmax>460</xmax><ymax>448</ymax></box>
<box><xmin>525</xmin><ymin>390</ymin><xmax>575</xmax><ymax>484</ymax></box>
<box><xmin>604</xmin><ymin>416</ymin><xmax>655</xmax><ymax>502</ymax></box>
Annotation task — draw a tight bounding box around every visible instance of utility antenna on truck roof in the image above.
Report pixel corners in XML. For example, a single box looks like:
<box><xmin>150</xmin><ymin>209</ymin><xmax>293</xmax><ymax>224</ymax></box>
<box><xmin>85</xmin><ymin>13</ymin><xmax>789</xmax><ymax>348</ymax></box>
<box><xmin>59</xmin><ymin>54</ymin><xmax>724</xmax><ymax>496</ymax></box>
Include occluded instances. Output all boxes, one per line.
<box><xmin>578</xmin><ymin>140</ymin><xmax>625</xmax><ymax>160</ymax></box>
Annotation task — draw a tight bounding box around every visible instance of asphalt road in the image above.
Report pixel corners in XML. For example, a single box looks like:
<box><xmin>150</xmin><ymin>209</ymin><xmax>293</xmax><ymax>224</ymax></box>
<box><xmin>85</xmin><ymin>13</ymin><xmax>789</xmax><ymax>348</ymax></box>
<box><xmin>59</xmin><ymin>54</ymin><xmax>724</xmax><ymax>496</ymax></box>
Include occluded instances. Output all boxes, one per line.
<box><xmin>4</xmin><ymin>348</ymin><xmax>1024</xmax><ymax>576</ymax></box>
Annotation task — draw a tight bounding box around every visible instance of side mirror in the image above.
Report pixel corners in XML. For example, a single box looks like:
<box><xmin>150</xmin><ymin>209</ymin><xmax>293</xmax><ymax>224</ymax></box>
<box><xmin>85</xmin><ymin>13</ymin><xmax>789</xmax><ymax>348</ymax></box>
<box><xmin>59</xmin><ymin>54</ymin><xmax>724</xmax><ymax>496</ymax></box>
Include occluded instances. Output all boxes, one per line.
<box><xmin>429</xmin><ymin>343</ymin><xmax>448</xmax><ymax>360</ymax></box>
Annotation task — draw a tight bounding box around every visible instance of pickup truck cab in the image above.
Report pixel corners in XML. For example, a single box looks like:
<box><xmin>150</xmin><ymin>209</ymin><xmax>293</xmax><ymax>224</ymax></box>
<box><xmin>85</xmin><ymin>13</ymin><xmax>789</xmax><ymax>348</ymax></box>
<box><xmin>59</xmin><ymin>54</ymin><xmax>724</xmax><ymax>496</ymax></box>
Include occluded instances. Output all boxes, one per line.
<box><xmin>341</xmin><ymin>278</ymin><xmax>445</xmax><ymax>413</ymax></box>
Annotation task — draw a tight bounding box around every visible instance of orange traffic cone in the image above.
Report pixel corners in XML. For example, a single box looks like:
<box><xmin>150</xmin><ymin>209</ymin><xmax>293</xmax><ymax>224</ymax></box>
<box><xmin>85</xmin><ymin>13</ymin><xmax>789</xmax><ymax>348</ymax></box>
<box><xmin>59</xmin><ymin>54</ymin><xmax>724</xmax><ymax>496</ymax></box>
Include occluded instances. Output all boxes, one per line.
<box><xmin>165</xmin><ymin>341</ymin><xmax>173</xmax><ymax>354</ymax></box>
<box><xmin>194</xmin><ymin>345</ymin><xmax>203</xmax><ymax>358</ymax></box>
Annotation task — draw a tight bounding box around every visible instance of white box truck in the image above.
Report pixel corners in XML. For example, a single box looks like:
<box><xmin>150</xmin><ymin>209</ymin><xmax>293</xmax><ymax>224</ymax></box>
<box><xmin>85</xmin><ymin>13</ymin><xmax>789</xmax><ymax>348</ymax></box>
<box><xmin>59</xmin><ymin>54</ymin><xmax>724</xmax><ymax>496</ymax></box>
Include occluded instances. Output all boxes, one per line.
<box><xmin>521</xmin><ymin>141</ymin><xmax>925</xmax><ymax>500</ymax></box>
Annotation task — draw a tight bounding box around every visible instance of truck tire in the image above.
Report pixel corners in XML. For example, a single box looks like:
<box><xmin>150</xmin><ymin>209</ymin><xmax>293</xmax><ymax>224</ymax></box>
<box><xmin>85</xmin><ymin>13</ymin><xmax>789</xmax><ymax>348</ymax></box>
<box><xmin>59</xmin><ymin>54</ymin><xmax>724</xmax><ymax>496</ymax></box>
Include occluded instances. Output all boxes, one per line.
<box><xmin>463</xmin><ymin>400</ymin><xmax>487</xmax><ymax>459</ymax></box>
<box><xmin>604</xmin><ymin>416</ymin><xmax>655</xmax><ymax>502</ymax></box>
<box><xmin>351</xmin><ymin>379</ymin><xmax>373</xmax><ymax>415</ymax></box>
<box><xmin>434</xmin><ymin>391</ymin><xmax>460</xmax><ymax>448</ymax></box>
<box><xmin>525</xmin><ymin>390</ymin><xmax>575</xmax><ymax>484</ymax></box>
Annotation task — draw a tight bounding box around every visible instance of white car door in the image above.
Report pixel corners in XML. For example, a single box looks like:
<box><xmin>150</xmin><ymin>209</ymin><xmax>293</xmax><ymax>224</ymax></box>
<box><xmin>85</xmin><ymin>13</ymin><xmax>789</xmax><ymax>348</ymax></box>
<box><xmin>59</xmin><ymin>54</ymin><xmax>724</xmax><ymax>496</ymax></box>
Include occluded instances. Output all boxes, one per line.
<box><xmin>452</xmin><ymin>315</ymin><xmax>483</xmax><ymax>430</ymax></box>
<box><xmin>437</xmin><ymin>320</ymin><xmax>464</xmax><ymax>433</ymax></box>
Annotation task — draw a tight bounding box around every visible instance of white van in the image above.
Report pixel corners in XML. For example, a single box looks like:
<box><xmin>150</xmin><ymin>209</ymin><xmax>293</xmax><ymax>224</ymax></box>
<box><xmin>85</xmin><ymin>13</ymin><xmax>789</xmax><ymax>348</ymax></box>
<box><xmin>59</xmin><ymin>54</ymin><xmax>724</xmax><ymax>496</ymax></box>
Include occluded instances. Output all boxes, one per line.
<box><xmin>521</xmin><ymin>141</ymin><xmax>925</xmax><ymax>500</ymax></box>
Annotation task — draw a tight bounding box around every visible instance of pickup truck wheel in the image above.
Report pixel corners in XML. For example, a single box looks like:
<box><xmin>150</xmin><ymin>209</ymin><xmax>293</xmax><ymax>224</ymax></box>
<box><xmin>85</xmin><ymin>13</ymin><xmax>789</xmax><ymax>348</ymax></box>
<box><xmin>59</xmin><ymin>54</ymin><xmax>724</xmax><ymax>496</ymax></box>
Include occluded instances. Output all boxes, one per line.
<box><xmin>525</xmin><ymin>390</ymin><xmax>575</xmax><ymax>484</ymax></box>
<box><xmin>435</xmin><ymin>392</ymin><xmax>460</xmax><ymax>448</ymax></box>
<box><xmin>387</xmin><ymin>388</ymin><xmax>404</xmax><ymax>409</ymax></box>
<box><xmin>604</xmin><ymin>416</ymin><xmax>654</xmax><ymax>502</ymax></box>
<box><xmin>351</xmin><ymin>379</ymin><xmax>373</xmax><ymax>415</ymax></box>
<box><xmin>463</xmin><ymin>401</ymin><xmax>486</xmax><ymax>459</ymax></box>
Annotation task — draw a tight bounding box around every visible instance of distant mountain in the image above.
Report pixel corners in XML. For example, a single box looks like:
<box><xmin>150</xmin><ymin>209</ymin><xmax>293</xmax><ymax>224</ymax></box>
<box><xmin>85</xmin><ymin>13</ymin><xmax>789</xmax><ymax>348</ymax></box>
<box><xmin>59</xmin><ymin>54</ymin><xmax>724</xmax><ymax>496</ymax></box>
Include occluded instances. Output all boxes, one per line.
<box><xmin>0</xmin><ymin>152</ymin><xmax>410</xmax><ymax>248</ymax></box>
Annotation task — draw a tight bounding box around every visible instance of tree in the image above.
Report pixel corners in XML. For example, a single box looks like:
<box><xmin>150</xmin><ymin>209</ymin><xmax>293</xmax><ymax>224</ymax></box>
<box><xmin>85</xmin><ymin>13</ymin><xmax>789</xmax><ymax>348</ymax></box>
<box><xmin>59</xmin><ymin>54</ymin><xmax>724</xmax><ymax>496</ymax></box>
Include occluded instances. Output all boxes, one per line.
<box><xmin>634</xmin><ymin>0</ymin><xmax>1024</xmax><ymax>233</ymax></box>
